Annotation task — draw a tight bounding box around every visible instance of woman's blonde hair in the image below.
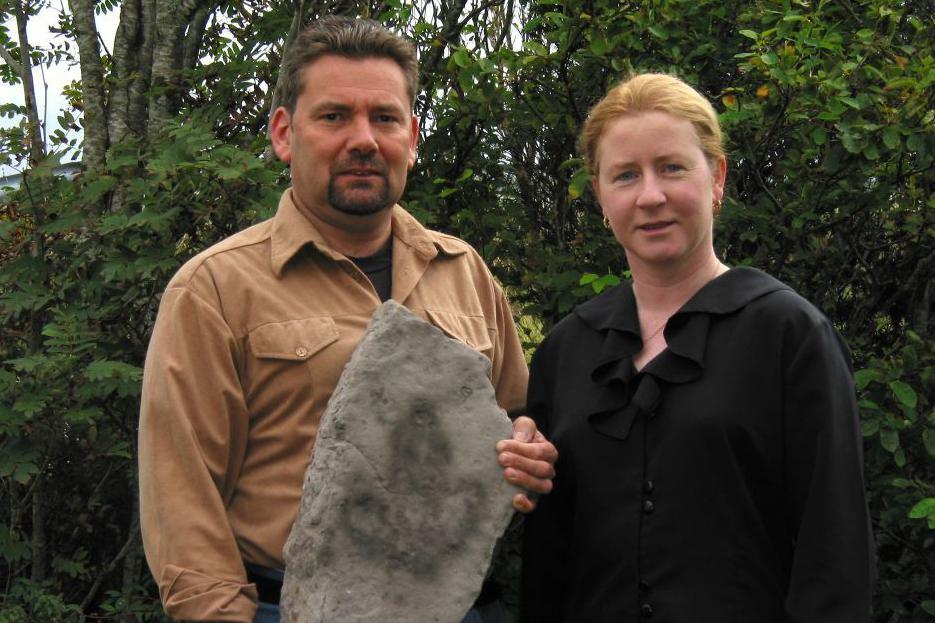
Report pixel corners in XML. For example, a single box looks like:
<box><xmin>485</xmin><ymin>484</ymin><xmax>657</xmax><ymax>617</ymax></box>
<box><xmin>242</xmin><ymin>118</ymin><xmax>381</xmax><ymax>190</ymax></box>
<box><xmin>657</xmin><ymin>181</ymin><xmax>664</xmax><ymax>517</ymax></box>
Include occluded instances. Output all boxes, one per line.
<box><xmin>580</xmin><ymin>73</ymin><xmax>724</xmax><ymax>176</ymax></box>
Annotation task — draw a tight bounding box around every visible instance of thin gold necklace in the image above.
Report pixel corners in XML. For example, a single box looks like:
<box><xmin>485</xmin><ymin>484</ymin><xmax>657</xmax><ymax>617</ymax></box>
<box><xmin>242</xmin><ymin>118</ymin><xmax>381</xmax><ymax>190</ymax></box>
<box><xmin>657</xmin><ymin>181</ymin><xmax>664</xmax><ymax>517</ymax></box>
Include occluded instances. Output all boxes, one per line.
<box><xmin>642</xmin><ymin>318</ymin><xmax>668</xmax><ymax>342</ymax></box>
<box><xmin>637</xmin><ymin>262</ymin><xmax>726</xmax><ymax>343</ymax></box>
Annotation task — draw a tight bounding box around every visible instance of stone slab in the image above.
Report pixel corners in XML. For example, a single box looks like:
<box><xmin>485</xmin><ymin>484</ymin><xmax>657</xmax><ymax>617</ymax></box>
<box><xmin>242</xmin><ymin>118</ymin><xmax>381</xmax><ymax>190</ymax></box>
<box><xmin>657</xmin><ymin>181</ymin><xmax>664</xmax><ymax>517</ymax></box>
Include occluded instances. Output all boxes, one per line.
<box><xmin>281</xmin><ymin>300</ymin><xmax>517</xmax><ymax>623</ymax></box>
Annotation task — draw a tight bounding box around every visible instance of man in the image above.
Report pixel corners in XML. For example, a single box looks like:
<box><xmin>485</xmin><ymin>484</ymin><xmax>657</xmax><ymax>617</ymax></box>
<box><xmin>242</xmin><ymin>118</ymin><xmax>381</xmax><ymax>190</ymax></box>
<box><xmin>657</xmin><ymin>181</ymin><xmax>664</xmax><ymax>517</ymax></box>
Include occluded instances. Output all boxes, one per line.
<box><xmin>138</xmin><ymin>15</ymin><xmax>556</xmax><ymax>623</ymax></box>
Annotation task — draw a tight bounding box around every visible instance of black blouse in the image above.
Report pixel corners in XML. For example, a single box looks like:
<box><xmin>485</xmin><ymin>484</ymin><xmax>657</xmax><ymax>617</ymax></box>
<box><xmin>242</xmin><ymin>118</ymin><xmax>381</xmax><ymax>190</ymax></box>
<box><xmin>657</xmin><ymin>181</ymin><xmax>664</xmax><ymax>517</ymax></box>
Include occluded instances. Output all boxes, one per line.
<box><xmin>520</xmin><ymin>268</ymin><xmax>875</xmax><ymax>623</ymax></box>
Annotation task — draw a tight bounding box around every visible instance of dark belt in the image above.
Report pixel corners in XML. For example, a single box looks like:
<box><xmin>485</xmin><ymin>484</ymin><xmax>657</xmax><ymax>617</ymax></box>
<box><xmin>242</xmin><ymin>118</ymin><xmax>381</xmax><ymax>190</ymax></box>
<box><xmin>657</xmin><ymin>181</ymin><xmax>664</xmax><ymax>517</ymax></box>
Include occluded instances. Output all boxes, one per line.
<box><xmin>246</xmin><ymin>563</ymin><xmax>283</xmax><ymax>605</ymax></box>
<box><xmin>244</xmin><ymin>565</ymin><xmax>501</xmax><ymax>608</ymax></box>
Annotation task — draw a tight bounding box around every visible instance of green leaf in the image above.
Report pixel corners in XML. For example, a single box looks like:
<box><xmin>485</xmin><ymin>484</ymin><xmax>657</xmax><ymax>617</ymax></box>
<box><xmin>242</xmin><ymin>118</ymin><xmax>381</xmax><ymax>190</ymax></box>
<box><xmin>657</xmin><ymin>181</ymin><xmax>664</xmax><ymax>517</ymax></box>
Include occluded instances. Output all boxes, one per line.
<box><xmin>908</xmin><ymin>498</ymin><xmax>935</xmax><ymax>519</ymax></box>
<box><xmin>5</xmin><ymin>355</ymin><xmax>46</xmax><ymax>372</ymax></box>
<box><xmin>13</xmin><ymin>395</ymin><xmax>46</xmax><ymax>417</ymax></box>
<box><xmin>882</xmin><ymin>126</ymin><xmax>900</xmax><ymax>149</ymax></box>
<box><xmin>811</xmin><ymin>127</ymin><xmax>827</xmax><ymax>146</ymax></box>
<box><xmin>860</xmin><ymin>418</ymin><xmax>879</xmax><ymax>437</ymax></box>
<box><xmin>879</xmin><ymin>428</ymin><xmax>899</xmax><ymax>452</ymax></box>
<box><xmin>840</xmin><ymin>132</ymin><xmax>862</xmax><ymax>154</ymax></box>
<box><xmin>84</xmin><ymin>360</ymin><xmax>140</xmax><ymax>380</ymax></box>
<box><xmin>889</xmin><ymin>380</ymin><xmax>917</xmax><ymax>409</ymax></box>
<box><xmin>438</xmin><ymin>188</ymin><xmax>458</xmax><ymax>198</ymax></box>
<box><xmin>890</xmin><ymin>478</ymin><xmax>912</xmax><ymax>488</ymax></box>
<box><xmin>567</xmin><ymin>167</ymin><xmax>590</xmax><ymax>200</ymax></box>
<box><xmin>589</xmin><ymin>33</ymin><xmax>610</xmax><ymax>55</ymax></box>
<box><xmin>923</xmin><ymin>429</ymin><xmax>935</xmax><ymax>458</ymax></box>
<box><xmin>738</xmin><ymin>29</ymin><xmax>759</xmax><ymax>41</ymax></box>
<box><xmin>894</xmin><ymin>448</ymin><xmax>906</xmax><ymax>467</ymax></box>
<box><xmin>647</xmin><ymin>25</ymin><xmax>668</xmax><ymax>40</ymax></box>
<box><xmin>853</xmin><ymin>368</ymin><xmax>882</xmax><ymax>389</ymax></box>
<box><xmin>922</xmin><ymin>601</ymin><xmax>935</xmax><ymax>616</ymax></box>
<box><xmin>760</xmin><ymin>52</ymin><xmax>778</xmax><ymax>65</ymax></box>
<box><xmin>451</xmin><ymin>48</ymin><xmax>469</xmax><ymax>68</ymax></box>
<box><xmin>12</xmin><ymin>462</ymin><xmax>38</xmax><ymax>484</ymax></box>
<box><xmin>0</xmin><ymin>220</ymin><xmax>20</xmax><ymax>242</ymax></box>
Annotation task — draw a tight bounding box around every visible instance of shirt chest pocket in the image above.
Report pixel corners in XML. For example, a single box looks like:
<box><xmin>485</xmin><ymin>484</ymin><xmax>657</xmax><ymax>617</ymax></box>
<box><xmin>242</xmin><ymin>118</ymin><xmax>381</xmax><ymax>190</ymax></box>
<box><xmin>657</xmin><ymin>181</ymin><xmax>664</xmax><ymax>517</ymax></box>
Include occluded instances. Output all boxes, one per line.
<box><xmin>245</xmin><ymin>316</ymin><xmax>343</xmax><ymax>411</ymax></box>
<box><xmin>423</xmin><ymin>309</ymin><xmax>494</xmax><ymax>360</ymax></box>
<box><xmin>244</xmin><ymin>317</ymin><xmax>344</xmax><ymax>436</ymax></box>
<box><xmin>248</xmin><ymin>316</ymin><xmax>340</xmax><ymax>361</ymax></box>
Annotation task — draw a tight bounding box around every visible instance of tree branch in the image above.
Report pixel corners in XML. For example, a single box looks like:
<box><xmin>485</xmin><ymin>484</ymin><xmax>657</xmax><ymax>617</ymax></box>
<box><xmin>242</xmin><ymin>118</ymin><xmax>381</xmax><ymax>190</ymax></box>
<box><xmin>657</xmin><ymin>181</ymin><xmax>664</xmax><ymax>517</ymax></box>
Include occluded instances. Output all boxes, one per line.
<box><xmin>0</xmin><ymin>45</ymin><xmax>24</xmax><ymax>75</ymax></box>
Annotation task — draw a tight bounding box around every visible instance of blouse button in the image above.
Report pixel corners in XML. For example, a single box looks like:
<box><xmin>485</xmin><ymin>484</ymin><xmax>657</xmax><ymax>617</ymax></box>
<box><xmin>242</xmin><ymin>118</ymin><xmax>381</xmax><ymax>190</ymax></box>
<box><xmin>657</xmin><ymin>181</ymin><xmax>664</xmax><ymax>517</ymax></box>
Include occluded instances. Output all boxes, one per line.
<box><xmin>642</xmin><ymin>499</ymin><xmax>655</xmax><ymax>514</ymax></box>
<box><xmin>643</xmin><ymin>480</ymin><xmax>655</xmax><ymax>493</ymax></box>
<box><xmin>640</xmin><ymin>603</ymin><xmax>654</xmax><ymax>618</ymax></box>
<box><xmin>295</xmin><ymin>346</ymin><xmax>308</xmax><ymax>358</ymax></box>
<box><xmin>638</xmin><ymin>579</ymin><xmax>651</xmax><ymax>594</ymax></box>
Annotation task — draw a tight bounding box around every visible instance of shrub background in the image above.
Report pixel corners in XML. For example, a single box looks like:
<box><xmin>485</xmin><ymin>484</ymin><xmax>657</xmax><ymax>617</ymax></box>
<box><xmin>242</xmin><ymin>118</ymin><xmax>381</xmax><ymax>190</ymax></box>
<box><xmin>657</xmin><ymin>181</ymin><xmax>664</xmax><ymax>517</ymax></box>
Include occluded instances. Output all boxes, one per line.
<box><xmin>1</xmin><ymin>0</ymin><xmax>932</xmax><ymax>620</ymax></box>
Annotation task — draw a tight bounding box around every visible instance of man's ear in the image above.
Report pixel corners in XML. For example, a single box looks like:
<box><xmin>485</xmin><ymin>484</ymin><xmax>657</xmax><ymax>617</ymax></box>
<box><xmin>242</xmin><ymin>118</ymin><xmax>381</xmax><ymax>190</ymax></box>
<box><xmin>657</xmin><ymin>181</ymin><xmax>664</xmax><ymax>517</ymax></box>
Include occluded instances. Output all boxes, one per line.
<box><xmin>270</xmin><ymin>107</ymin><xmax>293</xmax><ymax>163</ymax></box>
<box><xmin>407</xmin><ymin>114</ymin><xmax>419</xmax><ymax>170</ymax></box>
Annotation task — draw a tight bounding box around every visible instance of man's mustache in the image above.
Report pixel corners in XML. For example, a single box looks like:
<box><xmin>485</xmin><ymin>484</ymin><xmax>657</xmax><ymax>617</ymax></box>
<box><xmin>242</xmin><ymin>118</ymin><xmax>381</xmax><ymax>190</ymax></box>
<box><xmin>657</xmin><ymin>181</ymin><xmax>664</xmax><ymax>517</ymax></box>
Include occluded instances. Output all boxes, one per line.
<box><xmin>332</xmin><ymin>154</ymin><xmax>388</xmax><ymax>176</ymax></box>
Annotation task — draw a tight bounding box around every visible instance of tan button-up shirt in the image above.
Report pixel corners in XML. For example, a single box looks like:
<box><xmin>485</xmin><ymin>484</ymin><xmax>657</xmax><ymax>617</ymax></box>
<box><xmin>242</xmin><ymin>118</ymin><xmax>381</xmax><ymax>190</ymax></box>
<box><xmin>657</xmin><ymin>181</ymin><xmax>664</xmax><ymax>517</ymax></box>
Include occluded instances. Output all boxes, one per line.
<box><xmin>139</xmin><ymin>190</ymin><xmax>528</xmax><ymax>622</ymax></box>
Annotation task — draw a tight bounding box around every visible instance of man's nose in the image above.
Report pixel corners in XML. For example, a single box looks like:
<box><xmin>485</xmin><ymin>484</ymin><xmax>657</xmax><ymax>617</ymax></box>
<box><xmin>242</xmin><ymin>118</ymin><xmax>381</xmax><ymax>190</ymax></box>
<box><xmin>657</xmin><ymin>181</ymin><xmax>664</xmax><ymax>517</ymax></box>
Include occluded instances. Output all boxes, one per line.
<box><xmin>346</xmin><ymin>116</ymin><xmax>379</xmax><ymax>153</ymax></box>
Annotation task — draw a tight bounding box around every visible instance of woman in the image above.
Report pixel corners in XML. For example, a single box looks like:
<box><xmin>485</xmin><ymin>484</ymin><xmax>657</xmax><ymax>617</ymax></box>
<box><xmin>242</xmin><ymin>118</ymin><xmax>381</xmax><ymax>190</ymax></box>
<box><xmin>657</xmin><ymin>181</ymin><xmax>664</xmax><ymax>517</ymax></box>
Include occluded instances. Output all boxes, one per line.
<box><xmin>520</xmin><ymin>74</ymin><xmax>875</xmax><ymax>623</ymax></box>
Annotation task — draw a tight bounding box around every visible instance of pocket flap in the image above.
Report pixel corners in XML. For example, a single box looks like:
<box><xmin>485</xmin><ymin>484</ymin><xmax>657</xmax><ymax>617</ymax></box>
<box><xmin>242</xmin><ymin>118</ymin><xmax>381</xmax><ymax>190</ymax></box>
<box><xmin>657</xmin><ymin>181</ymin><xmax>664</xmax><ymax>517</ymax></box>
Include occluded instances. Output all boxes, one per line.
<box><xmin>249</xmin><ymin>317</ymin><xmax>339</xmax><ymax>361</ymax></box>
<box><xmin>424</xmin><ymin>309</ymin><xmax>493</xmax><ymax>352</ymax></box>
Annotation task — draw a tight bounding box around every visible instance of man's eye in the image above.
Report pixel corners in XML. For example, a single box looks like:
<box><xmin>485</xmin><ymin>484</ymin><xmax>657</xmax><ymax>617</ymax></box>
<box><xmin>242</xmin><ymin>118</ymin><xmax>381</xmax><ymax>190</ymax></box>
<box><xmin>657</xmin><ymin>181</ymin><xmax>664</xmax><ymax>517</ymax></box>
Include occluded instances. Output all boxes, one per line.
<box><xmin>322</xmin><ymin>112</ymin><xmax>342</xmax><ymax>121</ymax></box>
<box><xmin>376</xmin><ymin>114</ymin><xmax>398</xmax><ymax>123</ymax></box>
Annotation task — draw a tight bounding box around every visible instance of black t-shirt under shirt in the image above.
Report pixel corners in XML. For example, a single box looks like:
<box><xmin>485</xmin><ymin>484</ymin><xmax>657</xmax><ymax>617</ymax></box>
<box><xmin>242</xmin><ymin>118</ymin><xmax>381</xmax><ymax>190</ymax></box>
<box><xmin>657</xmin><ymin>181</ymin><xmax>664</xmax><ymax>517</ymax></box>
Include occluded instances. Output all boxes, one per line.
<box><xmin>348</xmin><ymin>237</ymin><xmax>392</xmax><ymax>302</ymax></box>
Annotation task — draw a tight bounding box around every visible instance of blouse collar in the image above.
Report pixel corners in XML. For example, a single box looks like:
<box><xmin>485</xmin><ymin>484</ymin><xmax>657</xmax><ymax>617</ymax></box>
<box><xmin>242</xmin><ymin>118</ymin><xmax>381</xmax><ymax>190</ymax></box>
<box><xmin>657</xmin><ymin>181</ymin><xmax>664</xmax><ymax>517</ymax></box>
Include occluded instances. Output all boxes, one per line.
<box><xmin>572</xmin><ymin>267</ymin><xmax>790</xmax><ymax>440</ymax></box>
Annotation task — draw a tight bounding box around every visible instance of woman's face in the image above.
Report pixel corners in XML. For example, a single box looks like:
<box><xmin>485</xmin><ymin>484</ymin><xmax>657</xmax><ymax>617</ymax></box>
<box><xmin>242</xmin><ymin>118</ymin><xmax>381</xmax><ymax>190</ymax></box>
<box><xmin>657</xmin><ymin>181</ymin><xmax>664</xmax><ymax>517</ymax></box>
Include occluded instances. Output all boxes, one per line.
<box><xmin>592</xmin><ymin>110</ymin><xmax>726</xmax><ymax>275</ymax></box>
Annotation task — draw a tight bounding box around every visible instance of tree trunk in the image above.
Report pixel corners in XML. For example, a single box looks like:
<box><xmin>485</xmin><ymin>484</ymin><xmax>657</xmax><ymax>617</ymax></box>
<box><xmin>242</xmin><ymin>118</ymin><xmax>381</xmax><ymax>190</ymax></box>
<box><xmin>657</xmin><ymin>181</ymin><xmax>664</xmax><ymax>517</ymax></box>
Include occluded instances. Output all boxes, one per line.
<box><xmin>12</xmin><ymin>0</ymin><xmax>44</xmax><ymax>164</ymax></box>
<box><xmin>265</xmin><ymin>0</ymin><xmax>310</xmax><ymax>122</ymax></box>
<box><xmin>147</xmin><ymin>0</ymin><xmax>208</xmax><ymax>138</ymax></box>
<box><xmin>109</xmin><ymin>0</ymin><xmax>143</xmax><ymax>145</ymax></box>
<box><xmin>69</xmin><ymin>0</ymin><xmax>109</xmax><ymax>172</ymax></box>
<box><xmin>182</xmin><ymin>4</ymin><xmax>213</xmax><ymax>72</ymax></box>
<box><xmin>29</xmin><ymin>475</ymin><xmax>47</xmax><ymax>583</ymax></box>
<box><xmin>121</xmin><ymin>489</ymin><xmax>143</xmax><ymax>597</ymax></box>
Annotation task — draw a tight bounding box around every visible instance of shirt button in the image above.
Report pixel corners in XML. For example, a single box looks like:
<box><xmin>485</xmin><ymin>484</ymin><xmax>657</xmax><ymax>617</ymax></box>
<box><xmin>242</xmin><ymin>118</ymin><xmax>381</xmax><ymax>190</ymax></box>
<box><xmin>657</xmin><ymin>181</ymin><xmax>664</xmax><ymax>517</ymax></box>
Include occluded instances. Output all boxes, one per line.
<box><xmin>642</xmin><ymin>499</ymin><xmax>654</xmax><ymax>514</ymax></box>
<box><xmin>643</xmin><ymin>480</ymin><xmax>655</xmax><ymax>493</ymax></box>
<box><xmin>638</xmin><ymin>580</ymin><xmax>650</xmax><ymax>594</ymax></box>
<box><xmin>295</xmin><ymin>346</ymin><xmax>308</xmax><ymax>358</ymax></box>
<box><xmin>640</xmin><ymin>603</ymin><xmax>654</xmax><ymax>618</ymax></box>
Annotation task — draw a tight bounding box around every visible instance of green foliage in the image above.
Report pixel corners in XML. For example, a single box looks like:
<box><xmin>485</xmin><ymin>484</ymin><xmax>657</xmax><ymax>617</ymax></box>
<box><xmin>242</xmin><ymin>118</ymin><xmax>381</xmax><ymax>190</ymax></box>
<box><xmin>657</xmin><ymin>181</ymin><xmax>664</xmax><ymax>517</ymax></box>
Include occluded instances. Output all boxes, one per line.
<box><xmin>1</xmin><ymin>117</ymin><xmax>277</xmax><ymax>619</ymax></box>
<box><xmin>2</xmin><ymin>0</ymin><xmax>931</xmax><ymax>620</ymax></box>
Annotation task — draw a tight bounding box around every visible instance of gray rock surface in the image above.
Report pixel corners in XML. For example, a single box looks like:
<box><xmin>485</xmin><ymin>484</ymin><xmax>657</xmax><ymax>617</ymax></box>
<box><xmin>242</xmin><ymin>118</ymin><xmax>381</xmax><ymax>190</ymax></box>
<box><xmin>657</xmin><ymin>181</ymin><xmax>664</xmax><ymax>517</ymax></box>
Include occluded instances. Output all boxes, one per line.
<box><xmin>281</xmin><ymin>300</ymin><xmax>517</xmax><ymax>623</ymax></box>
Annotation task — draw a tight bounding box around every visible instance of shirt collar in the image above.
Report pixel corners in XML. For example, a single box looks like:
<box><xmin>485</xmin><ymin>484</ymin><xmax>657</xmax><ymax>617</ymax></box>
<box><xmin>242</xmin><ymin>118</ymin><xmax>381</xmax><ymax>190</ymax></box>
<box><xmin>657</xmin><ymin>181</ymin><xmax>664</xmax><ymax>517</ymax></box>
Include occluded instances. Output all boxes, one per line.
<box><xmin>269</xmin><ymin>189</ymin><xmax>466</xmax><ymax>277</ymax></box>
<box><xmin>575</xmin><ymin>267</ymin><xmax>790</xmax><ymax>334</ymax></box>
<box><xmin>575</xmin><ymin>267</ymin><xmax>791</xmax><ymax>386</ymax></box>
<box><xmin>572</xmin><ymin>267</ymin><xmax>791</xmax><ymax>441</ymax></box>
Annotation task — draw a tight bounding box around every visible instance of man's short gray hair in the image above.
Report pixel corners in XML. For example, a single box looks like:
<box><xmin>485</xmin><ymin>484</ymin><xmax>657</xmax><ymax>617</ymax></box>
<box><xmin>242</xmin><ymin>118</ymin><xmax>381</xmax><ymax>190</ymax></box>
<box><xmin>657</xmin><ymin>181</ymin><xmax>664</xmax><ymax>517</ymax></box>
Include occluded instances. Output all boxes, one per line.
<box><xmin>278</xmin><ymin>16</ymin><xmax>419</xmax><ymax>113</ymax></box>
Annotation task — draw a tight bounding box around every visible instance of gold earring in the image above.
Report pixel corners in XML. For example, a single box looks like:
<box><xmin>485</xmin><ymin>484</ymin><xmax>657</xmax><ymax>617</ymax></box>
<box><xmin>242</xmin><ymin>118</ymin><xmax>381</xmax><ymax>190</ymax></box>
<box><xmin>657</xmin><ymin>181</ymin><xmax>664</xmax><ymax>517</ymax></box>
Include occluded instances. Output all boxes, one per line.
<box><xmin>713</xmin><ymin>198</ymin><xmax>723</xmax><ymax>217</ymax></box>
<box><xmin>603</xmin><ymin>215</ymin><xmax>611</xmax><ymax>229</ymax></box>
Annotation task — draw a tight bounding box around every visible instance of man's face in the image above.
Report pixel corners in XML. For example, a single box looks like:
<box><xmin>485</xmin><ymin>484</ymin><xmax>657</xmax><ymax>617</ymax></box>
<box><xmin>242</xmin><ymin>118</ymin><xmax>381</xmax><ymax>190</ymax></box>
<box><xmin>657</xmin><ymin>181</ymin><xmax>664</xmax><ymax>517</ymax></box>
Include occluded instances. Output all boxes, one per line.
<box><xmin>271</xmin><ymin>55</ymin><xmax>418</xmax><ymax>221</ymax></box>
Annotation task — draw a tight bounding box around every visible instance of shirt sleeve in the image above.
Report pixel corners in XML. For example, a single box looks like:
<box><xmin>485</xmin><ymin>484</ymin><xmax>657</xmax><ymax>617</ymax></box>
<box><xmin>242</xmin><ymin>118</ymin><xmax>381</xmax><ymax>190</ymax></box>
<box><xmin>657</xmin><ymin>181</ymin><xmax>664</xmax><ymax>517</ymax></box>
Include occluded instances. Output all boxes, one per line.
<box><xmin>488</xmin><ymin>282</ymin><xmax>529</xmax><ymax>417</ymax></box>
<box><xmin>519</xmin><ymin>338</ymin><xmax>572</xmax><ymax>623</ymax></box>
<box><xmin>782</xmin><ymin>319</ymin><xmax>876</xmax><ymax>622</ymax></box>
<box><xmin>139</xmin><ymin>285</ymin><xmax>258</xmax><ymax>622</ymax></box>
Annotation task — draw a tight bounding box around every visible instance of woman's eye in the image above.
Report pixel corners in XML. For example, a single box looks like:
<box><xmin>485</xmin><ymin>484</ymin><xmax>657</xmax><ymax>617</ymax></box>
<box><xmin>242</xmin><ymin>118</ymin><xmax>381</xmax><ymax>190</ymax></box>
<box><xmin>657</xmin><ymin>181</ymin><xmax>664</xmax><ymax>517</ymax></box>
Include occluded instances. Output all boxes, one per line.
<box><xmin>663</xmin><ymin>163</ymin><xmax>685</xmax><ymax>173</ymax></box>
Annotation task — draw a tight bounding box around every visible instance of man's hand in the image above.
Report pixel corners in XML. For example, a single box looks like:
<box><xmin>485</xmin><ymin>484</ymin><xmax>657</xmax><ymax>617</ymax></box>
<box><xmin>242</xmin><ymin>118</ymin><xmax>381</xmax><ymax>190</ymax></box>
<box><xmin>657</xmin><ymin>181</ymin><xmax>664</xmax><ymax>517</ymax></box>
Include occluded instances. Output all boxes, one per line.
<box><xmin>496</xmin><ymin>416</ymin><xmax>558</xmax><ymax>513</ymax></box>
